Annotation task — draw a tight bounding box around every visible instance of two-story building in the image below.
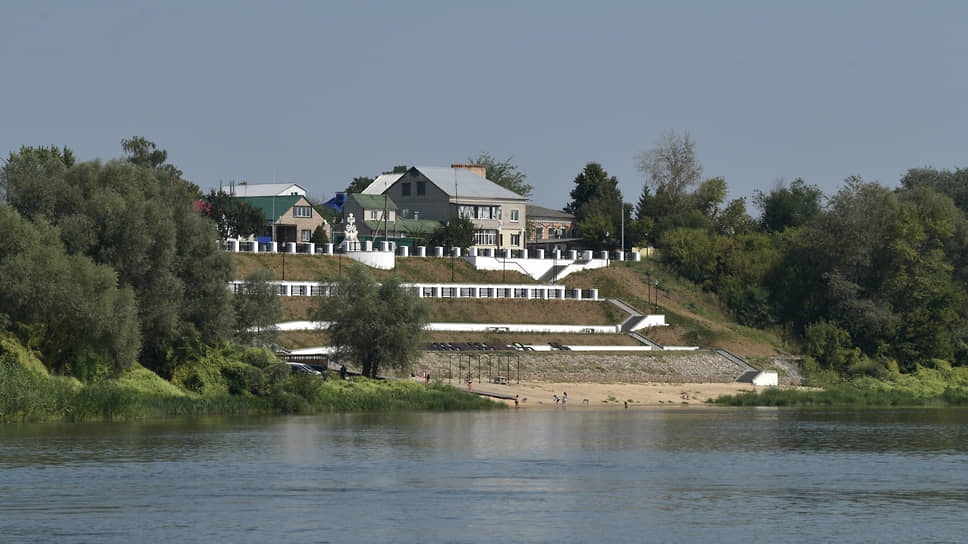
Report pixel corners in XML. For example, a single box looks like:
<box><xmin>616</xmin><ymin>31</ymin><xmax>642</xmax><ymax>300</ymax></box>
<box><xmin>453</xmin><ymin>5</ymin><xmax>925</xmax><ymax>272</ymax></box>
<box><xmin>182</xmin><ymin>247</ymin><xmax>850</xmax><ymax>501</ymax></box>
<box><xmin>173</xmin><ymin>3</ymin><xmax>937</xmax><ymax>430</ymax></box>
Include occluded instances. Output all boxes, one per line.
<box><xmin>340</xmin><ymin>192</ymin><xmax>439</xmax><ymax>242</ymax></box>
<box><xmin>371</xmin><ymin>165</ymin><xmax>528</xmax><ymax>250</ymax></box>
<box><xmin>525</xmin><ymin>204</ymin><xmax>580</xmax><ymax>252</ymax></box>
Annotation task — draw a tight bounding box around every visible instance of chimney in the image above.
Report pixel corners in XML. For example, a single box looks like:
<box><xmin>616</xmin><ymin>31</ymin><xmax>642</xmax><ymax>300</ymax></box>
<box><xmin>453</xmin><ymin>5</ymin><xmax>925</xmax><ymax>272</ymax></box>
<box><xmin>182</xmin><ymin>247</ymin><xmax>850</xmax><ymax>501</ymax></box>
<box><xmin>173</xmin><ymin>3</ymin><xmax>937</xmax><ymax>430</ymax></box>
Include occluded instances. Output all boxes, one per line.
<box><xmin>451</xmin><ymin>163</ymin><xmax>487</xmax><ymax>179</ymax></box>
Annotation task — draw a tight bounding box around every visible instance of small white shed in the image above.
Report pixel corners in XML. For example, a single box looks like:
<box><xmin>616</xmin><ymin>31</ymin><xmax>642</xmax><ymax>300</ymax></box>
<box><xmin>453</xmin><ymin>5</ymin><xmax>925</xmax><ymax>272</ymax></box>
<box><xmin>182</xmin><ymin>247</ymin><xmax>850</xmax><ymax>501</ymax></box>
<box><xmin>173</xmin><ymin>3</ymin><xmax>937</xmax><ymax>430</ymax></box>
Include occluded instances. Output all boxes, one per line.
<box><xmin>752</xmin><ymin>370</ymin><xmax>779</xmax><ymax>386</ymax></box>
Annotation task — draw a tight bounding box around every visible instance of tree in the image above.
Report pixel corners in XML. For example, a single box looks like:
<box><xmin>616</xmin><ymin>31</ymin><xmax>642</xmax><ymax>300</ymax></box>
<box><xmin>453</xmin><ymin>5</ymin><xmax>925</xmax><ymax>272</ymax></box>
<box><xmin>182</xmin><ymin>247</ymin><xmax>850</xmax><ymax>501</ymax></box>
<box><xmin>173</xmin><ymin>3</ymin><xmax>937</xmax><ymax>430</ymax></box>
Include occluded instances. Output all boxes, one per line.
<box><xmin>565</xmin><ymin>163</ymin><xmax>622</xmax><ymax>245</ymax></box>
<box><xmin>0</xmin><ymin>204</ymin><xmax>140</xmax><ymax>377</ymax></box>
<box><xmin>204</xmin><ymin>189</ymin><xmax>266</xmax><ymax>239</ymax></box>
<box><xmin>753</xmin><ymin>178</ymin><xmax>824</xmax><ymax>232</ymax></box>
<box><xmin>1</xmin><ymin>140</ymin><xmax>234</xmax><ymax>376</ymax></box>
<box><xmin>901</xmin><ymin>167</ymin><xmax>968</xmax><ymax>214</ymax></box>
<box><xmin>636</xmin><ymin>130</ymin><xmax>702</xmax><ymax>198</ymax></box>
<box><xmin>430</xmin><ymin>215</ymin><xmax>475</xmax><ymax>248</ymax></box>
<box><xmin>467</xmin><ymin>152</ymin><xmax>533</xmax><ymax>199</ymax></box>
<box><xmin>121</xmin><ymin>136</ymin><xmax>201</xmax><ymax>196</ymax></box>
<box><xmin>313</xmin><ymin>267</ymin><xmax>429</xmax><ymax>378</ymax></box>
<box><xmin>310</xmin><ymin>224</ymin><xmax>329</xmax><ymax>246</ymax></box>
<box><xmin>233</xmin><ymin>268</ymin><xmax>283</xmax><ymax>347</ymax></box>
<box><xmin>345</xmin><ymin>176</ymin><xmax>373</xmax><ymax>194</ymax></box>
<box><xmin>121</xmin><ymin>136</ymin><xmax>167</xmax><ymax>169</ymax></box>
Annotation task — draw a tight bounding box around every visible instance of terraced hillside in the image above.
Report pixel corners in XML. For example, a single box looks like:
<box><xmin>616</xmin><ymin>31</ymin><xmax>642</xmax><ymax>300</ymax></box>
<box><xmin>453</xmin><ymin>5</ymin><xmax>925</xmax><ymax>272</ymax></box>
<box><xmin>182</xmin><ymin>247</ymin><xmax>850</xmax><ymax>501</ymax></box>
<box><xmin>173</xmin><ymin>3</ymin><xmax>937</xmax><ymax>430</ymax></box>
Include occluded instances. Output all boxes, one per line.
<box><xmin>232</xmin><ymin>254</ymin><xmax>787</xmax><ymax>358</ymax></box>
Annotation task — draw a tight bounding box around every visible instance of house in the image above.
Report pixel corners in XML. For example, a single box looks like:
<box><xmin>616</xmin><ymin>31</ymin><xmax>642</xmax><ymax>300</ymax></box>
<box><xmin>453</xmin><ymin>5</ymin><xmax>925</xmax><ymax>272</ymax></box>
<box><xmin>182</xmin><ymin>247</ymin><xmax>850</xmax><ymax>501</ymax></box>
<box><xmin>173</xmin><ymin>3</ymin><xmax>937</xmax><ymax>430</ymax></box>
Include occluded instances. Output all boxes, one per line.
<box><xmin>234</xmin><ymin>194</ymin><xmax>330</xmax><ymax>244</ymax></box>
<box><xmin>227</xmin><ymin>182</ymin><xmax>307</xmax><ymax>197</ymax></box>
<box><xmin>369</xmin><ymin>164</ymin><xmax>528</xmax><ymax>250</ymax></box>
<box><xmin>526</xmin><ymin>204</ymin><xmax>580</xmax><ymax>252</ymax></box>
<box><xmin>340</xmin><ymin>192</ymin><xmax>441</xmax><ymax>243</ymax></box>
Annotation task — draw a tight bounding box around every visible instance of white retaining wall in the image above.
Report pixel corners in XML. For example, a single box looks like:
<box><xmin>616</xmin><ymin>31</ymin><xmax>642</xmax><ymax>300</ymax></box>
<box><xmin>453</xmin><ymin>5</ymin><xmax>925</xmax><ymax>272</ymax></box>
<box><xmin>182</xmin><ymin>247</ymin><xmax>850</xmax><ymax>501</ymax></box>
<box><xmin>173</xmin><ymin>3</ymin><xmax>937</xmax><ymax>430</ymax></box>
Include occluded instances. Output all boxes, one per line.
<box><xmin>229</xmin><ymin>281</ymin><xmax>600</xmax><ymax>301</ymax></box>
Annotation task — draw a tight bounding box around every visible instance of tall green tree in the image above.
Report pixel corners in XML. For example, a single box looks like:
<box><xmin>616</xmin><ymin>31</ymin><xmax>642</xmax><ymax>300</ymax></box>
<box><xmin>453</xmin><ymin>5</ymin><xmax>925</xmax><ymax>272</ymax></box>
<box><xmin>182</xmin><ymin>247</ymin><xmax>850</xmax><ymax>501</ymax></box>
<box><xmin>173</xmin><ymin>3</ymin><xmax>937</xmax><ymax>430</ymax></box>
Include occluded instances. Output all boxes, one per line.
<box><xmin>0</xmin><ymin>204</ymin><xmax>140</xmax><ymax>377</ymax></box>
<box><xmin>467</xmin><ymin>152</ymin><xmax>533</xmax><ymax>198</ymax></box>
<box><xmin>900</xmin><ymin>167</ymin><xmax>968</xmax><ymax>214</ymax></box>
<box><xmin>753</xmin><ymin>178</ymin><xmax>824</xmax><ymax>233</ymax></box>
<box><xmin>313</xmin><ymin>267</ymin><xmax>429</xmax><ymax>378</ymax></box>
<box><xmin>1</xmin><ymin>140</ymin><xmax>234</xmax><ymax>376</ymax></box>
<box><xmin>233</xmin><ymin>268</ymin><xmax>283</xmax><ymax>347</ymax></box>
<box><xmin>565</xmin><ymin>162</ymin><xmax>622</xmax><ymax>246</ymax></box>
<box><xmin>345</xmin><ymin>176</ymin><xmax>373</xmax><ymax>194</ymax></box>
<box><xmin>204</xmin><ymin>189</ymin><xmax>266</xmax><ymax>239</ymax></box>
<box><xmin>430</xmin><ymin>215</ymin><xmax>476</xmax><ymax>249</ymax></box>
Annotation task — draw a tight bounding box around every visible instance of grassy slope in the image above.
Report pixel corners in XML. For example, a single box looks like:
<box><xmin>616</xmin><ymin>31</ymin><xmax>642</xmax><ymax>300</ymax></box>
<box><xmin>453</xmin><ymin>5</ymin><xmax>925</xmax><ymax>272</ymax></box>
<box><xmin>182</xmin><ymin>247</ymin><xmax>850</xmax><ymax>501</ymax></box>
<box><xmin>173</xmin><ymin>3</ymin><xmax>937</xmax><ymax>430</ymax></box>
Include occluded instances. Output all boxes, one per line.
<box><xmin>233</xmin><ymin>254</ymin><xmax>787</xmax><ymax>357</ymax></box>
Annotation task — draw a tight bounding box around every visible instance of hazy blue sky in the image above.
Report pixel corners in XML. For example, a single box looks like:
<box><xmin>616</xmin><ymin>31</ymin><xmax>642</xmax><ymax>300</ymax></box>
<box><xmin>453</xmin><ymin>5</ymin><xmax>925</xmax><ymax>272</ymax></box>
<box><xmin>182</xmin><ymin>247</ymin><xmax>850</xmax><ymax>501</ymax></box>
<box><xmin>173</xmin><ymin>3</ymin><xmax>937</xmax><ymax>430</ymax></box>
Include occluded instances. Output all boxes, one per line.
<box><xmin>3</xmin><ymin>1</ymin><xmax>966</xmax><ymax>210</ymax></box>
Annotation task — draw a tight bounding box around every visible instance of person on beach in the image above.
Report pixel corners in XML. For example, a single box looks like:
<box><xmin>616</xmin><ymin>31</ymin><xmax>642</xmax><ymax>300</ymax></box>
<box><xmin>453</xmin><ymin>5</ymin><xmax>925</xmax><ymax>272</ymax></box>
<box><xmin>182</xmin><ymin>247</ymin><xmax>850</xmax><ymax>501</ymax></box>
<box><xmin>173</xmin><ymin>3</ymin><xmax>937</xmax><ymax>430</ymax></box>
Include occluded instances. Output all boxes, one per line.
<box><xmin>562</xmin><ymin>392</ymin><xmax>567</xmax><ymax>406</ymax></box>
<box><xmin>553</xmin><ymin>394</ymin><xmax>560</xmax><ymax>405</ymax></box>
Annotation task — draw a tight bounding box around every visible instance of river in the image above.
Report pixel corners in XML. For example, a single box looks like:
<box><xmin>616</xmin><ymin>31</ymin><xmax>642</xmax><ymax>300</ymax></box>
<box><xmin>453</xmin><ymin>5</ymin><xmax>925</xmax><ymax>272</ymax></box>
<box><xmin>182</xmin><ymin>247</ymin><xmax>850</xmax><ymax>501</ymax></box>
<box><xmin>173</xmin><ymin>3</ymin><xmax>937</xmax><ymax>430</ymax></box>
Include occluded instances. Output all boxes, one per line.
<box><xmin>3</xmin><ymin>407</ymin><xmax>968</xmax><ymax>543</ymax></box>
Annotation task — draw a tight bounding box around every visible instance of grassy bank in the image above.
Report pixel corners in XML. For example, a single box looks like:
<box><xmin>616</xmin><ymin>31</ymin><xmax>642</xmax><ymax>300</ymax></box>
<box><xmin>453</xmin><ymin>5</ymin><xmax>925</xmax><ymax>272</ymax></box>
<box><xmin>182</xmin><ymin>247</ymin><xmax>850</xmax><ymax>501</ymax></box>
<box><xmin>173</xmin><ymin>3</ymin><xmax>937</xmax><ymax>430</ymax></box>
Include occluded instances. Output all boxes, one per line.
<box><xmin>0</xmin><ymin>341</ymin><xmax>503</xmax><ymax>423</ymax></box>
<box><xmin>713</xmin><ymin>365</ymin><xmax>968</xmax><ymax>407</ymax></box>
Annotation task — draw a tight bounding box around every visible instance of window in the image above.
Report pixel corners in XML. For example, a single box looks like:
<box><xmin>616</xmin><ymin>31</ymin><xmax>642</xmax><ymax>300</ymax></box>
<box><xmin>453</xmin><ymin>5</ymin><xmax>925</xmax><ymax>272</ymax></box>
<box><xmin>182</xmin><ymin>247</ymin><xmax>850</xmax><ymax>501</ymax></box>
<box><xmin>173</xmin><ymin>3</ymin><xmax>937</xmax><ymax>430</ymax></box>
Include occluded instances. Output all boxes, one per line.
<box><xmin>292</xmin><ymin>285</ymin><xmax>307</xmax><ymax>296</ymax></box>
<box><xmin>510</xmin><ymin>209</ymin><xmax>519</xmax><ymax>221</ymax></box>
<box><xmin>301</xmin><ymin>229</ymin><xmax>311</xmax><ymax>241</ymax></box>
<box><xmin>511</xmin><ymin>233</ymin><xmax>521</xmax><ymax>246</ymax></box>
<box><xmin>474</xmin><ymin>229</ymin><xmax>497</xmax><ymax>246</ymax></box>
<box><xmin>370</xmin><ymin>210</ymin><xmax>378</xmax><ymax>220</ymax></box>
<box><xmin>417</xmin><ymin>181</ymin><xmax>426</xmax><ymax>196</ymax></box>
<box><xmin>402</xmin><ymin>182</ymin><xmax>411</xmax><ymax>196</ymax></box>
<box><xmin>459</xmin><ymin>205</ymin><xmax>474</xmax><ymax>218</ymax></box>
<box><xmin>293</xmin><ymin>205</ymin><xmax>312</xmax><ymax>218</ymax></box>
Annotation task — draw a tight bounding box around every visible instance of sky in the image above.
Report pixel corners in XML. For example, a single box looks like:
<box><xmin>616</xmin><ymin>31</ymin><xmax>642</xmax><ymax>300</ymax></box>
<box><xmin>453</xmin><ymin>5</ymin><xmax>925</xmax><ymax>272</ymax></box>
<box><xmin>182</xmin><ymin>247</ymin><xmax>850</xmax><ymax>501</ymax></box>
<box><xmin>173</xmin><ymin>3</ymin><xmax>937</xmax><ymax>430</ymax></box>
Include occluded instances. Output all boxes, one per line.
<box><xmin>2</xmin><ymin>0</ymin><xmax>966</xmax><ymax>211</ymax></box>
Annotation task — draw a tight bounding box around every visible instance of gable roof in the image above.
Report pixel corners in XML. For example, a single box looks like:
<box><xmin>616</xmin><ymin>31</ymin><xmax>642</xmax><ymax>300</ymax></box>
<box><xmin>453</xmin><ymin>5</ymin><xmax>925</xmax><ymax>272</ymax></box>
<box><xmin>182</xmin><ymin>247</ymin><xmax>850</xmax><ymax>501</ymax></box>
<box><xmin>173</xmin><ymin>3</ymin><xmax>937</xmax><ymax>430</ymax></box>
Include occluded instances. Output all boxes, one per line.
<box><xmin>361</xmin><ymin>173</ymin><xmax>403</xmax><ymax>194</ymax></box>
<box><xmin>526</xmin><ymin>204</ymin><xmax>574</xmax><ymax>221</ymax></box>
<box><xmin>347</xmin><ymin>193</ymin><xmax>399</xmax><ymax>211</ymax></box>
<box><xmin>234</xmin><ymin>195</ymin><xmax>304</xmax><ymax>222</ymax></box>
<box><xmin>229</xmin><ymin>183</ymin><xmax>306</xmax><ymax>197</ymax></box>
<box><xmin>410</xmin><ymin>166</ymin><xmax>527</xmax><ymax>200</ymax></box>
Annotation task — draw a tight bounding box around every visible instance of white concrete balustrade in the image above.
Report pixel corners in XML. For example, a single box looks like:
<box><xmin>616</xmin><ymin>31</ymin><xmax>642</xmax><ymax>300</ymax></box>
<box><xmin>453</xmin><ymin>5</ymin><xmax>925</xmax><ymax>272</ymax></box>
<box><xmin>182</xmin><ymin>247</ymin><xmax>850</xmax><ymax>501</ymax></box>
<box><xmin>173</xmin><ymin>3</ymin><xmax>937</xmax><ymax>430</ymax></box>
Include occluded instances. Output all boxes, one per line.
<box><xmin>228</xmin><ymin>280</ymin><xmax>599</xmax><ymax>301</ymax></box>
<box><xmin>221</xmin><ymin>239</ymin><xmax>641</xmax><ymax>281</ymax></box>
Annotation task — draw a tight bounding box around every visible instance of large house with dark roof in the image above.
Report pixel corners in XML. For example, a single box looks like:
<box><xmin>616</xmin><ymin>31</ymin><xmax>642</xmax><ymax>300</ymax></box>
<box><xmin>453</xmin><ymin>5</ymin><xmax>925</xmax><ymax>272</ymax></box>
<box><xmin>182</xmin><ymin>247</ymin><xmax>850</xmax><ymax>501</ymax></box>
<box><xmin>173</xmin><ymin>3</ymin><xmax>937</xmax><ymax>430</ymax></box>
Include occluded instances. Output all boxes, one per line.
<box><xmin>340</xmin><ymin>192</ymin><xmax>439</xmax><ymax>242</ymax></box>
<box><xmin>367</xmin><ymin>164</ymin><xmax>528</xmax><ymax>250</ymax></box>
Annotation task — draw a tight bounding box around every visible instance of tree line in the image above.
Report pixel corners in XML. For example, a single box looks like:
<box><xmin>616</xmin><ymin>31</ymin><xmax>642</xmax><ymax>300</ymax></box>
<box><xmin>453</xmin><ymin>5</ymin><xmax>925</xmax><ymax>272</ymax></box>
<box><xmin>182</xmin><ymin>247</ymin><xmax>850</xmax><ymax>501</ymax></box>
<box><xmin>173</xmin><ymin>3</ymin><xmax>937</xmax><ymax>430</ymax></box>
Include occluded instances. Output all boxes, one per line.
<box><xmin>0</xmin><ymin>140</ymin><xmax>282</xmax><ymax>380</ymax></box>
<box><xmin>569</xmin><ymin>130</ymin><xmax>968</xmax><ymax>377</ymax></box>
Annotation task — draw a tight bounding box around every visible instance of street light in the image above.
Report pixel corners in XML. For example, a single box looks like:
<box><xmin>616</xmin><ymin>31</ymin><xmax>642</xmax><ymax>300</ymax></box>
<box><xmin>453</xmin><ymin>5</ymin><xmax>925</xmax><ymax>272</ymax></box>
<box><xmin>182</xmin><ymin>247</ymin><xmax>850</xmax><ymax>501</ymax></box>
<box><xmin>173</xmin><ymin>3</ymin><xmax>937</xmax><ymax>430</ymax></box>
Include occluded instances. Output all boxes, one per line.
<box><xmin>605</xmin><ymin>231</ymin><xmax>609</xmax><ymax>268</ymax></box>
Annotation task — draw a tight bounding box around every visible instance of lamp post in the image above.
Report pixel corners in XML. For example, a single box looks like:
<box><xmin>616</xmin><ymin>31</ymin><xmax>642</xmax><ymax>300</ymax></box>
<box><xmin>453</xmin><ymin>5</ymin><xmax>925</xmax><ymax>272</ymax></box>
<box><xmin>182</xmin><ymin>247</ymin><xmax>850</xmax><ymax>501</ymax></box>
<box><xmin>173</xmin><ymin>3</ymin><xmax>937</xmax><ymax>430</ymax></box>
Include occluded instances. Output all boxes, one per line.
<box><xmin>605</xmin><ymin>231</ymin><xmax>609</xmax><ymax>268</ymax></box>
<box><xmin>499</xmin><ymin>218</ymin><xmax>505</xmax><ymax>282</ymax></box>
<box><xmin>654</xmin><ymin>279</ymin><xmax>659</xmax><ymax>313</ymax></box>
<box><xmin>553</xmin><ymin>244</ymin><xmax>558</xmax><ymax>285</ymax></box>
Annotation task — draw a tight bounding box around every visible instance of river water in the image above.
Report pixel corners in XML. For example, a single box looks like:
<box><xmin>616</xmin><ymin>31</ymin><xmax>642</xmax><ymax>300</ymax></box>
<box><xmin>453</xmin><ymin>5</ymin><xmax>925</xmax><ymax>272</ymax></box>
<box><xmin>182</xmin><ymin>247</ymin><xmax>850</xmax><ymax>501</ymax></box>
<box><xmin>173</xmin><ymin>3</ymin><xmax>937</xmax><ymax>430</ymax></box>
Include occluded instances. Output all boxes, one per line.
<box><xmin>3</xmin><ymin>407</ymin><xmax>968</xmax><ymax>543</ymax></box>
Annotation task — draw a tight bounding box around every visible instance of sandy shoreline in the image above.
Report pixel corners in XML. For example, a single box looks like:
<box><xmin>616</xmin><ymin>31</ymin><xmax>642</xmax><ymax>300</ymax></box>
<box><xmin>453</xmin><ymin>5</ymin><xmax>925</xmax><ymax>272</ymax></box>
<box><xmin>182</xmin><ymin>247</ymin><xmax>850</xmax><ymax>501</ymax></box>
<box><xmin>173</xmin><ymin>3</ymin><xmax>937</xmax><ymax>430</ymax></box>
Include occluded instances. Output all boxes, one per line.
<box><xmin>416</xmin><ymin>378</ymin><xmax>764</xmax><ymax>408</ymax></box>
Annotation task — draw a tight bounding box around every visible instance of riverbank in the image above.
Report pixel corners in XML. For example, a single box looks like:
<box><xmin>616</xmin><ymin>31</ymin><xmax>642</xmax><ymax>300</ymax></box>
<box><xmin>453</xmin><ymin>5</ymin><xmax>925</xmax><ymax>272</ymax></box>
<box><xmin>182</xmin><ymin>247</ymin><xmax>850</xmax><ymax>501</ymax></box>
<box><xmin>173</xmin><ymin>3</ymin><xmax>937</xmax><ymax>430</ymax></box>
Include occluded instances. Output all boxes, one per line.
<box><xmin>417</xmin><ymin>377</ymin><xmax>759</xmax><ymax>408</ymax></box>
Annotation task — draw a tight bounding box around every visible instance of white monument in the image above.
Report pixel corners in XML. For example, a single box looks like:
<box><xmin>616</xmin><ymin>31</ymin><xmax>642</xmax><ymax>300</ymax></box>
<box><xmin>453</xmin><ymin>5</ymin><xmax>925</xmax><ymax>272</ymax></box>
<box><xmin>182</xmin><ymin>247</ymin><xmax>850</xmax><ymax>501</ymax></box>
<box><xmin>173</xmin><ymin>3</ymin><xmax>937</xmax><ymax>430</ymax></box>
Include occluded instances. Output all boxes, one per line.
<box><xmin>342</xmin><ymin>213</ymin><xmax>360</xmax><ymax>251</ymax></box>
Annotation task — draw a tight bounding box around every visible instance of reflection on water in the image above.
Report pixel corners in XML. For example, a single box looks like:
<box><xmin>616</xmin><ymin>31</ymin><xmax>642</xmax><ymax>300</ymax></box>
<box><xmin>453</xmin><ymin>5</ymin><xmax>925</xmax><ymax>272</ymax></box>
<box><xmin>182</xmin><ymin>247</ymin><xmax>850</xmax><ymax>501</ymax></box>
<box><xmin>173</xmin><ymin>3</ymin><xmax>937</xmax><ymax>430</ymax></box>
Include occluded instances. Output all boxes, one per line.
<box><xmin>3</xmin><ymin>408</ymin><xmax>968</xmax><ymax>543</ymax></box>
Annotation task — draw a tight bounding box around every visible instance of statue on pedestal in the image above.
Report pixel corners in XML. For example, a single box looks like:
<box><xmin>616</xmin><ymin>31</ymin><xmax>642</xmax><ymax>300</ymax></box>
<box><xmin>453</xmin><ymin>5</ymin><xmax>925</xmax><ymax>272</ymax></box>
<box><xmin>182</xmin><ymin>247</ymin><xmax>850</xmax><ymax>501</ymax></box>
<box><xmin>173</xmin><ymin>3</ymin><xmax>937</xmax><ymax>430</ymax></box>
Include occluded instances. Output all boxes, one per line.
<box><xmin>342</xmin><ymin>213</ymin><xmax>360</xmax><ymax>251</ymax></box>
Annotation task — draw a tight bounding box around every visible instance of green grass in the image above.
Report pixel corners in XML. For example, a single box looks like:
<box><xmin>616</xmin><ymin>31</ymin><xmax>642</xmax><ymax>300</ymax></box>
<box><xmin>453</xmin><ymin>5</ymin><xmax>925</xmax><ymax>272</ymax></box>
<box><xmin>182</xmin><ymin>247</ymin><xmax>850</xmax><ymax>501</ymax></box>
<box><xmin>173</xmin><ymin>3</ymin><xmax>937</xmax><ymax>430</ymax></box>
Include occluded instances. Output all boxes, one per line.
<box><xmin>712</xmin><ymin>366</ymin><xmax>968</xmax><ymax>407</ymax></box>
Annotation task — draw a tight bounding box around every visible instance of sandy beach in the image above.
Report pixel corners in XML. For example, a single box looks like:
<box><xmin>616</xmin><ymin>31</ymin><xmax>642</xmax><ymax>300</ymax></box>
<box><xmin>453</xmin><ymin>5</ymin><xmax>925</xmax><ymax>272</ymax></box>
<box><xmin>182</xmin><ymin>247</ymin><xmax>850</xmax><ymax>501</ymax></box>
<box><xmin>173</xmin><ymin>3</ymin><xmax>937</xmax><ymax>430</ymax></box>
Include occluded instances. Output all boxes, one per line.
<box><xmin>426</xmin><ymin>379</ymin><xmax>763</xmax><ymax>408</ymax></box>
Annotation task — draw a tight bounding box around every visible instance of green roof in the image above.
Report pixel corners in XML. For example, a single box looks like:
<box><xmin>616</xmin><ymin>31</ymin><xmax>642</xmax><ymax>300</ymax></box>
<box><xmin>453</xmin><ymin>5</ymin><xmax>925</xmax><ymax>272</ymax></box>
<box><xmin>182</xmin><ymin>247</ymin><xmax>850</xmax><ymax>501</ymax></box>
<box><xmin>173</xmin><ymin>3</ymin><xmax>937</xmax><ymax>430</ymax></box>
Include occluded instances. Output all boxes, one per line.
<box><xmin>235</xmin><ymin>195</ymin><xmax>303</xmax><ymax>222</ymax></box>
<box><xmin>364</xmin><ymin>218</ymin><xmax>441</xmax><ymax>234</ymax></box>
<box><xmin>348</xmin><ymin>193</ymin><xmax>398</xmax><ymax>210</ymax></box>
